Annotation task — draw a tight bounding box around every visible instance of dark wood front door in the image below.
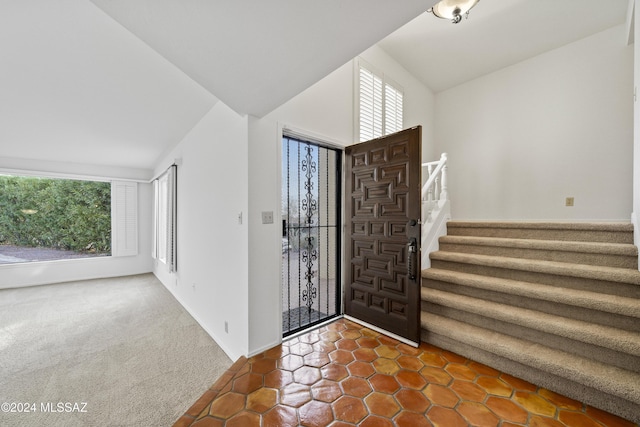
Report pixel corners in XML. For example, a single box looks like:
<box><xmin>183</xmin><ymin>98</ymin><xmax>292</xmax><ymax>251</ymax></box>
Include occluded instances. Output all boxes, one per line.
<box><xmin>344</xmin><ymin>127</ymin><xmax>422</xmax><ymax>345</ymax></box>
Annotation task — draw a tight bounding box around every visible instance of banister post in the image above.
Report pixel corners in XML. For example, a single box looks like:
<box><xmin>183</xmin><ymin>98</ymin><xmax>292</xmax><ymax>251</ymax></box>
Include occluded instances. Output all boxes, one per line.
<box><xmin>439</xmin><ymin>153</ymin><xmax>448</xmax><ymax>201</ymax></box>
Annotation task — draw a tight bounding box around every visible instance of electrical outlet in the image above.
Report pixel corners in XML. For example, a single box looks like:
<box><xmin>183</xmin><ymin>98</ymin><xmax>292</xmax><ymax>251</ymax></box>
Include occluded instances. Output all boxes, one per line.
<box><xmin>565</xmin><ymin>197</ymin><xmax>574</xmax><ymax>207</ymax></box>
<box><xmin>224</xmin><ymin>321</ymin><xmax>229</xmax><ymax>333</ymax></box>
<box><xmin>262</xmin><ymin>211</ymin><xmax>274</xmax><ymax>224</ymax></box>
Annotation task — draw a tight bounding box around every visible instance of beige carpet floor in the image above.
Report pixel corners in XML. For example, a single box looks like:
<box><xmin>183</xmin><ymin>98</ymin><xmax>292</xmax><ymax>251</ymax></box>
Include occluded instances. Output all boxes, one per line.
<box><xmin>0</xmin><ymin>274</ymin><xmax>232</xmax><ymax>427</ymax></box>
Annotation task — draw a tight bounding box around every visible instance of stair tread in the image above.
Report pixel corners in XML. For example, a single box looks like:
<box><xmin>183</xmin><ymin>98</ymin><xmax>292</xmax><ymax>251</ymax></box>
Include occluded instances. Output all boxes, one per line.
<box><xmin>430</xmin><ymin>251</ymin><xmax>640</xmax><ymax>285</ymax></box>
<box><xmin>421</xmin><ymin>287</ymin><xmax>640</xmax><ymax>356</ymax></box>
<box><xmin>447</xmin><ymin>221</ymin><xmax>634</xmax><ymax>232</ymax></box>
<box><xmin>421</xmin><ymin>312</ymin><xmax>640</xmax><ymax>404</ymax></box>
<box><xmin>439</xmin><ymin>235</ymin><xmax>638</xmax><ymax>255</ymax></box>
<box><xmin>422</xmin><ymin>268</ymin><xmax>640</xmax><ymax>318</ymax></box>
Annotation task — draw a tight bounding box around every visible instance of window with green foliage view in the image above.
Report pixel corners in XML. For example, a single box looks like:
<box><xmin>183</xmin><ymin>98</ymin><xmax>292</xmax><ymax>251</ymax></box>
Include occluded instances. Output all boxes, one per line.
<box><xmin>0</xmin><ymin>175</ymin><xmax>111</xmax><ymax>264</ymax></box>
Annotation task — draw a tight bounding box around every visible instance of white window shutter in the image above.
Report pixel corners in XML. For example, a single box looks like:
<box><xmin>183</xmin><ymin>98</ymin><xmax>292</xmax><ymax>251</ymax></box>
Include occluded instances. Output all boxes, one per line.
<box><xmin>359</xmin><ymin>66</ymin><xmax>383</xmax><ymax>142</ymax></box>
<box><xmin>111</xmin><ymin>181</ymin><xmax>138</xmax><ymax>257</ymax></box>
<box><xmin>385</xmin><ymin>83</ymin><xmax>403</xmax><ymax>135</ymax></box>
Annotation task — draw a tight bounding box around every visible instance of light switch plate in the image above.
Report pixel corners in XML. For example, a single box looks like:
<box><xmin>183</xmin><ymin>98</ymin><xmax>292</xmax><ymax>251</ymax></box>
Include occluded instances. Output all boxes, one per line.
<box><xmin>262</xmin><ymin>211</ymin><xmax>274</xmax><ymax>224</ymax></box>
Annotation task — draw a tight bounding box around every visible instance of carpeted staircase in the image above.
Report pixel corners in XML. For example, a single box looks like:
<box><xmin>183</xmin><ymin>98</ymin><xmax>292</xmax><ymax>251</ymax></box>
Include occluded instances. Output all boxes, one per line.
<box><xmin>420</xmin><ymin>221</ymin><xmax>640</xmax><ymax>423</ymax></box>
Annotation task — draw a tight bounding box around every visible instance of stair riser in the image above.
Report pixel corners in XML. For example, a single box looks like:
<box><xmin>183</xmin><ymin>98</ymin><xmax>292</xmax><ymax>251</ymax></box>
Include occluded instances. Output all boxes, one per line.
<box><xmin>430</xmin><ymin>259</ymin><xmax>640</xmax><ymax>299</ymax></box>
<box><xmin>421</xmin><ymin>330</ymin><xmax>640</xmax><ymax>424</ymax></box>
<box><xmin>446</xmin><ymin>227</ymin><xmax>634</xmax><ymax>244</ymax></box>
<box><xmin>424</xmin><ymin>279</ymin><xmax>640</xmax><ymax>332</ymax></box>
<box><xmin>422</xmin><ymin>302</ymin><xmax>640</xmax><ymax>373</ymax></box>
<box><xmin>437</xmin><ymin>242</ymin><xmax>638</xmax><ymax>269</ymax></box>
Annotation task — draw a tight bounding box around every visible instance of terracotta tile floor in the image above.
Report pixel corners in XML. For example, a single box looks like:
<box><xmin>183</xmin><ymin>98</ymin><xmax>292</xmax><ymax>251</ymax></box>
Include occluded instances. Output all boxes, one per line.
<box><xmin>174</xmin><ymin>319</ymin><xmax>637</xmax><ymax>427</ymax></box>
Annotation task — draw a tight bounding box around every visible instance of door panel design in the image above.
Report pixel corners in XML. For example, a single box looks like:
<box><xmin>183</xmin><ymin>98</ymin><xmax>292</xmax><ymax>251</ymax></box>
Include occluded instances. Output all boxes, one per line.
<box><xmin>345</xmin><ymin>127</ymin><xmax>421</xmax><ymax>344</ymax></box>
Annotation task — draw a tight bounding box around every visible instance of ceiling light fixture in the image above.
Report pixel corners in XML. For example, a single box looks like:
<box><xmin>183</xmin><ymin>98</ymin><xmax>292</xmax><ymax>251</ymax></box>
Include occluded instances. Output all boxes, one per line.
<box><xmin>428</xmin><ymin>0</ymin><xmax>480</xmax><ymax>24</ymax></box>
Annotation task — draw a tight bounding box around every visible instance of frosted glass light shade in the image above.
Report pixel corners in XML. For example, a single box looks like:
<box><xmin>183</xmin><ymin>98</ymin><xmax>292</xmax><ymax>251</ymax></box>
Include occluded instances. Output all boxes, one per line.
<box><xmin>429</xmin><ymin>0</ymin><xmax>480</xmax><ymax>23</ymax></box>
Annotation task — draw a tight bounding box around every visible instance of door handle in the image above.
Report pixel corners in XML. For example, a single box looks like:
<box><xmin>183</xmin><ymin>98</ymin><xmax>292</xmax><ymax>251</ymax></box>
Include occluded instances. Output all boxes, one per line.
<box><xmin>407</xmin><ymin>237</ymin><xmax>417</xmax><ymax>280</ymax></box>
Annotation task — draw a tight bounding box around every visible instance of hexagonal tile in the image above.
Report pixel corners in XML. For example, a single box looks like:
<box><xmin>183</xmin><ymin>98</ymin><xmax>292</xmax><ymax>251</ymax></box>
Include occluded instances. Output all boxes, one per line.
<box><xmin>528</xmin><ymin>415</ymin><xmax>565</xmax><ymax>427</ymax></box>
<box><xmin>347</xmin><ymin>360</ymin><xmax>376</xmax><ymax>378</ymax></box>
<box><xmin>340</xmin><ymin>329</ymin><xmax>362</xmax><ymax>340</ymax></box>
<box><xmin>419</xmin><ymin>352</ymin><xmax>447</xmax><ymax>368</ymax></box>
<box><xmin>311</xmin><ymin>379</ymin><xmax>342</xmax><ymax>403</ymax></box>
<box><xmin>513</xmin><ymin>391</ymin><xmax>557</xmax><ymax>417</ymax></box>
<box><xmin>278</xmin><ymin>354</ymin><xmax>304</xmax><ymax>371</ymax></box>
<box><xmin>360</xmin><ymin>415</ymin><xmax>395</xmax><ymax>427</ymax></box>
<box><xmin>369</xmin><ymin>374</ymin><xmax>401</xmax><ymax>394</ymax></box>
<box><xmin>354</xmin><ymin>347</ymin><xmax>378</xmax><ymax>362</ymax></box>
<box><xmin>313</xmin><ymin>340</ymin><xmax>337</xmax><ymax>353</ymax></box>
<box><xmin>396</xmin><ymin>343</ymin><xmax>422</xmax><ymax>356</ymax></box>
<box><xmin>336</xmin><ymin>338</ymin><xmax>359</xmax><ymax>351</ymax></box>
<box><xmin>303</xmin><ymin>351</ymin><xmax>330</xmax><ymax>368</ymax></box>
<box><xmin>485</xmin><ymin>396</ymin><xmax>528</xmax><ymax>424</ymax></box>
<box><xmin>538</xmin><ymin>388</ymin><xmax>582</xmax><ymax>411</ymax></box>
<box><xmin>246</xmin><ymin>388</ymin><xmax>278</xmax><ymax>413</ymax></box>
<box><xmin>373</xmin><ymin>358</ymin><xmax>400</xmax><ymax>375</ymax></box>
<box><xmin>396</xmin><ymin>370</ymin><xmax>427</xmax><ymax>390</ymax></box>
<box><xmin>299</xmin><ymin>332</ymin><xmax>321</xmax><ymax>345</ymax></box>
<box><xmin>457</xmin><ymin>401</ymin><xmax>500</xmax><ymax>427</ymax></box>
<box><xmin>423</xmin><ymin>384</ymin><xmax>460</xmax><ymax>408</ymax></box>
<box><xmin>208</xmin><ymin>392</ymin><xmax>245</xmax><ymax>419</ymax></box>
<box><xmin>365</xmin><ymin>392</ymin><xmax>400</xmax><ymax>418</ymax></box>
<box><xmin>319</xmin><ymin>330</ymin><xmax>341</xmax><ymax>342</ymax></box>
<box><xmin>450</xmin><ymin>380</ymin><xmax>487</xmax><ymax>402</ymax></box>
<box><xmin>264</xmin><ymin>369</ymin><xmax>293</xmax><ymax>389</ymax></box>
<box><xmin>329</xmin><ymin>349</ymin><xmax>355</xmax><ymax>365</ymax></box>
<box><xmin>341</xmin><ymin>376</ymin><xmax>372</xmax><ymax>398</ymax></box>
<box><xmin>232</xmin><ymin>373</ymin><xmax>263</xmax><ymax>394</ymax></box>
<box><xmin>427</xmin><ymin>406</ymin><xmax>468</xmax><ymax>427</ymax></box>
<box><xmin>397</xmin><ymin>355</ymin><xmax>424</xmax><ymax>371</ymax></box>
<box><xmin>377</xmin><ymin>335</ymin><xmax>399</xmax><ymax>346</ymax></box>
<box><xmin>263</xmin><ymin>405</ymin><xmax>298</xmax><ymax>427</ymax></box>
<box><xmin>320</xmin><ymin>363</ymin><xmax>349</xmax><ymax>381</ymax></box>
<box><xmin>280</xmin><ymin>382</ymin><xmax>311</xmax><ymax>408</ymax></box>
<box><xmin>444</xmin><ymin>363</ymin><xmax>477</xmax><ymax>381</ymax></box>
<box><xmin>476</xmin><ymin>376</ymin><xmax>513</xmax><ymax>397</ymax></box>
<box><xmin>226</xmin><ymin>411</ymin><xmax>260</xmax><ymax>427</ymax></box>
<box><xmin>289</xmin><ymin>342</ymin><xmax>314</xmax><ymax>356</ymax></box>
<box><xmin>356</xmin><ymin>336</ymin><xmax>380</xmax><ymax>349</ymax></box>
<box><xmin>191</xmin><ymin>417</ymin><xmax>223</xmax><ymax>427</ymax></box>
<box><xmin>468</xmin><ymin>361</ymin><xmax>501</xmax><ymax>377</ymax></box>
<box><xmin>441</xmin><ymin>350</ymin><xmax>467</xmax><ymax>364</ymax></box>
<box><xmin>395</xmin><ymin>388</ymin><xmax>430</xmax><ymax>413</ymax></box>
<box><xmin>251</xmin><ymin>357</ymin><xmax>277</xmax><ymax>374</ymax></box>
<box><xmin>332</xmin><ymin>395</ymin><xmax>368</xmax><ymax>424</ymax></box>
<box><xmin>294</xmin><ymin>366</ymin><xmax>321</xmax><ymax>385</ymax></box>
<box><xmin>558</xmin><ymin>411</ymin><xmax>604</xmax><ymax>427</ymax></box>
<box><xmin>395</xmin><ymin>410</ymin><xmax>433</xmax><ymax>427</ymax></box>
<box><xmin>585</xmin><ymin>406</ymin><xmax>636</xmax><ymax>427</ymax></box>
<box><xmin>375</xmin><ymin>345</ymin><xmax>400</xmax><ymax>359</ymax></box>
<box><xmin>299</xmin><ymin>400</ymin><xmax>334</xmax><ymax>427</ymax></box>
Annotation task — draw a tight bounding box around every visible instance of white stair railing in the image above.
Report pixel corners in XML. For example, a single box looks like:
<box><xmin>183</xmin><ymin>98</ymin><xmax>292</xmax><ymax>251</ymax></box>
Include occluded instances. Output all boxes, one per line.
<box><xmin>421</xmin><ymin>153</ymin><xmax>451</xmax><ymax>269</ymax></box>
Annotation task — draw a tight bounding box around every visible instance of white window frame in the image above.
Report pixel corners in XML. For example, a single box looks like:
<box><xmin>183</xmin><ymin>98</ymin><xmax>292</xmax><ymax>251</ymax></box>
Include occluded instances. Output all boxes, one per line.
<box><xmin>355</xmin><ymin>58</ymin><xmax>404</xmax><ymax>142</ymax></box>
<box><xmin>152</xmin><ymin>166</ymin><xmax>177</xmax><ymax>272</ymax></box>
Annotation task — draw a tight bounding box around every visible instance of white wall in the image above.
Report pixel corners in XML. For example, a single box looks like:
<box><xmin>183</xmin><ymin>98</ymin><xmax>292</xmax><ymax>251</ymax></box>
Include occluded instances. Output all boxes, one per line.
<box><xmin>0</xmin><ymin>163</ymin><xmax>153</xmax><ymax>290</ymax></box>
<box><xmin>246</xmin><ymin>45</ymin><xmax>435</xmax><ymax>356</ymax></box>
<box><xmin>435</xmin><ymin>24</ymin><xmax>633</xmax><ymax>221</ymax></box>
<box><xmin>153</xmin><ymin>102</ymin><xmax>250</xmax><ymax>361</ymax></box>
<box><xmin>633</xmin><ymin>0</ymin><xmax>640</xmax><ymax>247</ymax></box>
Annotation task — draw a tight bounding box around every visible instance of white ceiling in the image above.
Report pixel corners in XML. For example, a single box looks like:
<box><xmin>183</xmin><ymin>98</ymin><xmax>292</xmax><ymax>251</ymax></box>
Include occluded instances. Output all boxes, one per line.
<box><xmin>0</xmin><ymin>0</ymin><xmax>632</xmax><ymax>173</ymax></box>
<box><xmin>379</xmin><ymin>0</ymin><xmax>630</xmax><ymax>92</ymax></box>
<box><xmin>88</xmin><ymin>0</ymin><xmax>435</xmax><ymax>117</ymax></box>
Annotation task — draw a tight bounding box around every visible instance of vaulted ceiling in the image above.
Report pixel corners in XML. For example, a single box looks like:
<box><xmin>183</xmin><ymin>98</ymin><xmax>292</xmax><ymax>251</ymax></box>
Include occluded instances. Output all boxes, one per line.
<box><xmin>0</xmin><ymin>0</ymin><xmax>631</xmax><ymax>172</ymax></box>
